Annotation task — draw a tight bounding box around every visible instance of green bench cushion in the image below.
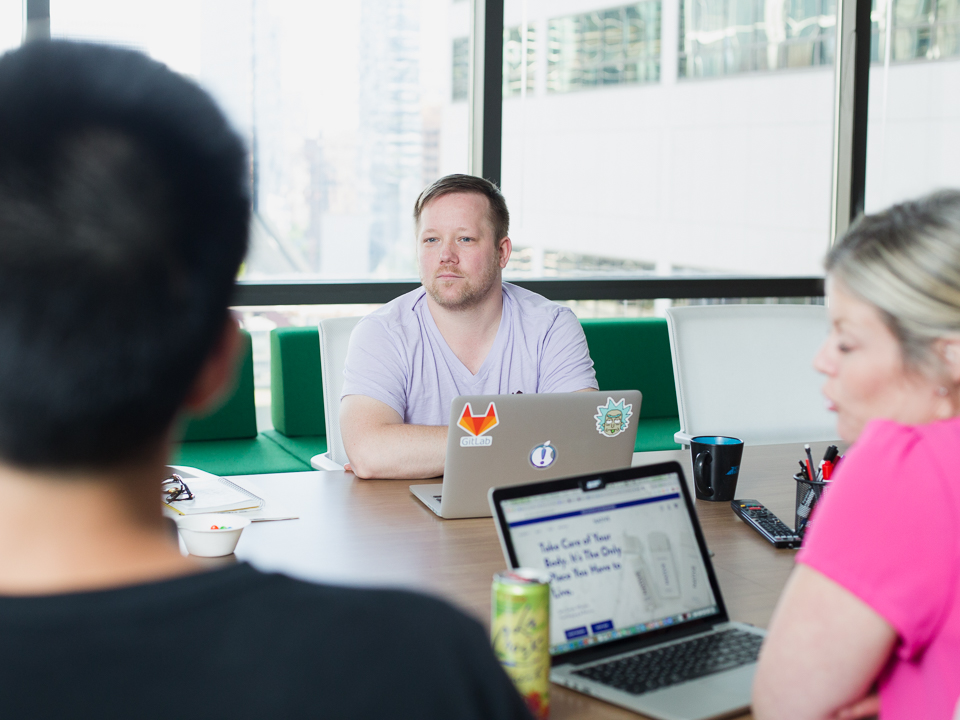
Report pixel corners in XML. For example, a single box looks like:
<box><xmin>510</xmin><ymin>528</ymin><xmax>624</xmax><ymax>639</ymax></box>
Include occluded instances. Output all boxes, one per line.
<box><xmin>262</xmin><ymin>429</ymin><xmax>328</xmax><ymax>465</ymax></box>
<box><xmin>271</xmin><ymin>327</ymin><xmax>325</xmax><ymax>437</ymax></box>
<box><xmin>634</xmin><ymin>417</ymin><xmax>682</xmax><ymax>452</ymax></box>
<box><xmin>180</xmin><ymin>329</ymin><xmax>257</xmax><ymax>441</ymax></box>
<box><xmin>172</xmin><ymin>437</ymin><xmax>310</xmax><ymax>476</ymax></box>
<box><xmin>173</xmin><ymin>329</ymin><xmax>313</xmax><ymax>476</ymax></box>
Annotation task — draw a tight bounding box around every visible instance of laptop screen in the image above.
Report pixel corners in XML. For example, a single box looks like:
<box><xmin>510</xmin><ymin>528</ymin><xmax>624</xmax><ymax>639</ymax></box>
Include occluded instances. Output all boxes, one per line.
<box><xmin>499</xmin><ymin>471</ymin><xmax>721</xmax><ymax>656</ymax></box>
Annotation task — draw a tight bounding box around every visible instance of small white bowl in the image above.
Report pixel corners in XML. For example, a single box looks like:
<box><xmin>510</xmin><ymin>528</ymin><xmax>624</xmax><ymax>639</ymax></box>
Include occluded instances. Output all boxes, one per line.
<box><xmin>176</xmin><ymin>514</ymin><xmax>251</xmax><ymax>557</ymax></box>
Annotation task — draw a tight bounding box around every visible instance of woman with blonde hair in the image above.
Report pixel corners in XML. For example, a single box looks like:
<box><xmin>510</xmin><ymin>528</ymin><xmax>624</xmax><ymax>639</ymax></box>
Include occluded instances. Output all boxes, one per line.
<box><xmin>753</xmin><ymin>190</ymin><xmax>960</xmax><ymax>720</ymax></box>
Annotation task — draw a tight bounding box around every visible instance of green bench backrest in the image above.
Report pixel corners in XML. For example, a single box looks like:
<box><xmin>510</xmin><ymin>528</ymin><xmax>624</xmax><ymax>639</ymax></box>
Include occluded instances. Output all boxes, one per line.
<box><xmin>271</xmin><ymin>326</ymin><xmax>325</xmax><ymax>437</ymax></box>
<box><xmin>580</xmin><ymin>318</ymin><xmax>679</xmax><ymax>419</ymax></box>
<box><xmin>180</xmin><ymin>328</ymin><xmax>257</xmax><ymax>441</ymax></box>
<box><xmin>268</xmin><ymin>320</ymin><xmax>678</xmax><ymax>436</ymax></box>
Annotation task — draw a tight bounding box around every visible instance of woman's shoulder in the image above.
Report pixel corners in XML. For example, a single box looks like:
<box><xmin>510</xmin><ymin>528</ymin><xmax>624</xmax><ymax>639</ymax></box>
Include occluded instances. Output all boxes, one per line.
<box><xmin>838</xmin><ymin>416</ymin><xmax>960</xmax><ymax>488</ymax></box>
<box><xmin>856</xmin><ymin>415</ymin><xmax>960</xmax><ymax>452</ymax></box>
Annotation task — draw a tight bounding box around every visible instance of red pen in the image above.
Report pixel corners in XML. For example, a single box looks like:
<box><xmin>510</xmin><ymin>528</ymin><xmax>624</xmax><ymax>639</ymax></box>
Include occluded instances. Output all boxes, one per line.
<box><xmin>822</xmin><ymin>460</ymin><xmax>834</xmax><ymax>480</ymax></box>
<box><xmin>805</xmin><ymin>459</ymin><xmax>814</xmax><ymax>482</ymax></box>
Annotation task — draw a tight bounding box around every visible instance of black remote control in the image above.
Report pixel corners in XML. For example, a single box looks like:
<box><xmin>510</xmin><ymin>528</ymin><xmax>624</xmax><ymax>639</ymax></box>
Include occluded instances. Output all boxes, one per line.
<box><xmin>731</xmin><ymin>499</ymin><xmax>802</xmax><ymax>549</ymax></box>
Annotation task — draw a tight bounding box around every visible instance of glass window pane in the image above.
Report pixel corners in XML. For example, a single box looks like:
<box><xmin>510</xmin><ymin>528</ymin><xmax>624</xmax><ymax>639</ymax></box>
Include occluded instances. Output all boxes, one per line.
<box><xmin>51</xmin><ymin>0</ymin><xmax>469</xmax><ymax>281</ymax></box>
<box><xmin>938</xmin><ymin>21</ymin><xmax>960</xmax><ymax>55</ymax></box>
<box><xmin>0</xmin><ymin>0</ymin><xmax>20</xmax><ymax>54</ymax></box>
<box><xmin>865</xmin><ymin>0</ymin><xmax>960</xmax><ymax>214</ymax></box>
<box><xmin>452</xmin><ymin>37</ymin><xmax>470</xmax><ymax>101</ymax></box>
<box><xmin>941</xmin><ymin>0</ymin><xmax>960</xmax><ymax>17</ymax></box>
<box><xmin>681</xmin><ymin>0</ymin><xmax>834</xmax><ymax>74</ymax></box>
<box><xmin>502</xmin><ymin>0</ymin><xmax>837</xmax><ymax>279</ymax></box>
<box><xmin>503</xmin><ymin>24</ymin><xmax>536</xmax><ymax>98</ymax></box>
<box><xmin>547</xmin><ymin>3</ymin><xmax>660</xmax><ymax>93</ymax></box>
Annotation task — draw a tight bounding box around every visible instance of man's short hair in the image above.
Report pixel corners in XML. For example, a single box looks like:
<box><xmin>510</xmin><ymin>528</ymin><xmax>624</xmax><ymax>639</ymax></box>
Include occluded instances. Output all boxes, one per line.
<box><xmin>413</xmin><ymin>174</ymin><xmax>510</xmax><ymax>241</ymax></box>
<box><xmin>0</xmin><ymin>41</ymin><xmax>249</xmax><ymax>470</ymax></box>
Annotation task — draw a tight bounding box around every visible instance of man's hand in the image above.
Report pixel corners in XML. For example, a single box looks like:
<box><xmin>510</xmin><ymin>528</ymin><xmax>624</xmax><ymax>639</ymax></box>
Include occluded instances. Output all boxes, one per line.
<box><xmin>340</xmin><ymin>395</ymin><xmax>446</xmax><ymax>479</ymax></box>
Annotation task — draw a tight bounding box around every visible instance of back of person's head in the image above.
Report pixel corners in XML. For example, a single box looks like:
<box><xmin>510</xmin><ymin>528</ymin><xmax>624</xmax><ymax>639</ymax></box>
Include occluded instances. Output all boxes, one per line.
<box><xmin>0</xmin><ymin>41</ymin><xmax>249</xmax><ymax>471</ymax></box>
<box><xmin>413</xmin><ymin>174</ymin><xmax>510</xmax><ymax>240</ymax></box>
<box><xmin>827</xmin><ymin>189</ymin><xmax>960</xmax><ymax>372</ymax></box>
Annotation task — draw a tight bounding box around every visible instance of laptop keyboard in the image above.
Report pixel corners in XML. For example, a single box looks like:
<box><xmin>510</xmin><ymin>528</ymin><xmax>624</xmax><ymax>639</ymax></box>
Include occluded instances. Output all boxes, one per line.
<box><xmin>572</xmin><ymin>628</ymin><xmax>762</xmax><ymax>695</ymax></box>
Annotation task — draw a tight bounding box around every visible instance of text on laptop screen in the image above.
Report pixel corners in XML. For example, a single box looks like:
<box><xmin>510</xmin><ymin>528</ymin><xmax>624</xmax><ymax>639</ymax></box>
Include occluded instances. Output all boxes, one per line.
<box><xmin>501</xmin><ymin>473</ymin><xmax>720</xmax><ymax>655</ymax></box>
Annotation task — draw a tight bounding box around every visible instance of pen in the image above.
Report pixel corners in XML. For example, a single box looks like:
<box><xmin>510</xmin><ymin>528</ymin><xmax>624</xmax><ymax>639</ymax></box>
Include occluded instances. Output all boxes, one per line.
<box><xmin>821</xmin><ymin>445</ymin><xmax>839</xmax><ymax>480</ymax></box>
<box><xmin>804</xmin><ymin>444</ymin><xmax>816</xmax><ymax>482</ymax></box>
<box><xmin>796</xmin><ymin>489</ymin><xmax>816</xmax><ymax>535</ymax></box>
<box><xmin>798</xmin><ymin>460</ymin><xmax>810</xmax><ymax>481</ymax></box>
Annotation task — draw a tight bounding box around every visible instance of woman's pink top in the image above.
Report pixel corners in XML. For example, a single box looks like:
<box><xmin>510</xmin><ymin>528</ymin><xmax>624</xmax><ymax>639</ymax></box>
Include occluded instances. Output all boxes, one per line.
<box><xmin>798</xmin><ymin>417</ymin><xmax>960</xmax><ymax>719</ymax></box>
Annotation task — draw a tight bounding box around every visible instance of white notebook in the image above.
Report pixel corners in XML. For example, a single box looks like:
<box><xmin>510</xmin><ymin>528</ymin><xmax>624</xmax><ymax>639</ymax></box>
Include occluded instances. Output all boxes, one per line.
<box><xmin>162</xmin><ymin>465</ymin><xmax>264</xmax><ymax>515</ymax></box>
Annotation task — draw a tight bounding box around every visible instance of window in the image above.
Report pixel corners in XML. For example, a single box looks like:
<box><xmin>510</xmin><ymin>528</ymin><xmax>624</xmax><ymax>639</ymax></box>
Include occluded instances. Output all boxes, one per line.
<box><xmin>51</xmin><ymin>0</ymin><xmax>468</xmax><ymax>281</ymax></box>
<box><xmin>679</xmin><ymin>0</ymin><xmax>837</xmax><ymax>77</ymax></box>
<box><xmin>500</xmin><ymin>0</ymin><xmax>836</xmax><ymax>279</ymax></box>
<box><xmin>452</xmin><ymin>36</ymin><xmax>470</xmax><ymax>101</ymax></box>
<box><xmin>864</xmin><ymin>0</ymin><xmax>960</xmax><ymax>212</ymax></box>
<box><xmin>870</xmin><ymin>0</ymin><xmax>960</xmax><ymax>60</ymax></box>
<box><xmin>503</xmin><ymin>24</ymin><xmax>536</xmax><ymax>97</ymax></box>
<box><xmin>548</xmin><ymin>3</ymin><xmax>662</xmax><ymax>92</ymax></box>
<box><xmin>0</xmin><ymin>0</ymin><xmax>21</xmax><ymax>54</ymax></box>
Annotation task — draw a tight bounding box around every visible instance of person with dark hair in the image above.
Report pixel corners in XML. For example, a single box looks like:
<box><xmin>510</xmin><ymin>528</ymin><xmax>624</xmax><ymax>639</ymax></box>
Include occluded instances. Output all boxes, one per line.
<box><xmin>340</xmin><ymin>174</ymin><xmax>598</xmax><ymax>479</ymax></box>
<box><xmin>0</xmin><ymin>42</ymin><xmax>532</xmax><ymax>719</ymax></box>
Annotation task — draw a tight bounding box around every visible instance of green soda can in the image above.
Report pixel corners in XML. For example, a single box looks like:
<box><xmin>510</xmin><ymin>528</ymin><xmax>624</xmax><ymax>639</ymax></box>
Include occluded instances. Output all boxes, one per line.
<box><xmin>491</xmin><ymin>569</ymin><xmax>551</xmax><ymax>719</ymax></box>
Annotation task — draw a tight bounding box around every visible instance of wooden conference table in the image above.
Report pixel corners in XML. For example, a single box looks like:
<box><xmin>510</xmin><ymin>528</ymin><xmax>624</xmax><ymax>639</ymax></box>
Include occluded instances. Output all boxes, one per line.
<box><xmin>225</xmin><ymin>441</ymin><xmax>838</xmax><ymax>720</ymax></box>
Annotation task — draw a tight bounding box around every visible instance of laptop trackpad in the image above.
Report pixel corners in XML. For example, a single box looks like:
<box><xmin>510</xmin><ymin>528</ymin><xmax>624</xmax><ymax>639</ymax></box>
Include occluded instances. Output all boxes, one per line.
<box><xmin>637</xmin><ymin>664</ymin><xmax>755</xmax><ymax>720</ymax></box>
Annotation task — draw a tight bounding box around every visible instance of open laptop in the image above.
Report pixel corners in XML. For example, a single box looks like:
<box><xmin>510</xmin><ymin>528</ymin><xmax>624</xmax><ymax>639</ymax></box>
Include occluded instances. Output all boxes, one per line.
<box><xmin>489</xmin><ymin>461</ymin><xmax>765</xmax><ymax>720</ymax></box>
<box><xmin>410</xmin><ymin>391</ymin><xmax>641</xmax><ymax>519</ymax></box>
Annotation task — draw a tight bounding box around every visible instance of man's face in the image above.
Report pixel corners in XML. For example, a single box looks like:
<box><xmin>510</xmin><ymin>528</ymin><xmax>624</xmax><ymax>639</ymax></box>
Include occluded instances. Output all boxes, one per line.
<box><xmin>417</xmin><ymin>192</ymin><xmax>510</xmax><ymax>311</ymax></box>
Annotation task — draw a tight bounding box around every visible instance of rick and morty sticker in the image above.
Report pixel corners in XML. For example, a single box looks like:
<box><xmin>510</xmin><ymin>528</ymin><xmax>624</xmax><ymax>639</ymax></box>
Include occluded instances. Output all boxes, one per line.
<box><xmin>595</xmin><ymin>397</ymin><xmax>633</xmax><ymax>438</ymax></box>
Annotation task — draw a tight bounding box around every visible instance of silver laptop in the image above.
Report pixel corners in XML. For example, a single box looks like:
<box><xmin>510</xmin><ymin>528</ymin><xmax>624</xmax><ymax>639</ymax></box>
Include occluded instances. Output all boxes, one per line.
<box><xmin>489</xmin><ymin>462</ymin><xmax>765</xmax><ymax>720</ymax></box>
<box><xmin>410</xmin><ymin>391</ymin><xmax>641</xmax><ymax>519</ymax></box>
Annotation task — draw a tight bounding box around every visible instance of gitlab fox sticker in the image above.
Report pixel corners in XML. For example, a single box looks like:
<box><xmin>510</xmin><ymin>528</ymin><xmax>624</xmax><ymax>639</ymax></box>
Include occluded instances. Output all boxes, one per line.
<box><xmin>458</xmin><ymin>402</ymin><xmax>498</xmax><ymax>447</ymax></box>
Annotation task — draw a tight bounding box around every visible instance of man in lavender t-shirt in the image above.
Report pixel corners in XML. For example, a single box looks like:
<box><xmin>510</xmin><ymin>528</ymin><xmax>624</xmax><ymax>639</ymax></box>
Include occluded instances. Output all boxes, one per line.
<box><xmin>340</xmin><ymin>175</ymin><xmax>598</xmax><ymax>479</ymax></box>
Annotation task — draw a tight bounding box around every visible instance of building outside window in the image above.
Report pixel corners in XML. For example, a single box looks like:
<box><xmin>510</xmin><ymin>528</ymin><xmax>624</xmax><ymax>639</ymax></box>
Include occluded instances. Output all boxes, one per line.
<box><xmin>42</xmin><ymin>0</ymin><xmax>960</xmax><ymax>284</ymax></box>
<box><xmin>452</xmin><ymin>36</ymin><xmax>470</xmax><ymax>100</ymax></box>
<box><xmin>504</xmin><ymin>24</ymin><xmax>536</xmax><ymax>96</ymax></box>
<box><xmin>50</xmin><ymin>0</ymin><xmax>467</xmax><ymax>283</ymax></box>
<box><xmin>547</xmin><ymin>3</ymin><xmax>662</xmax><ymax>92</ymax></box>
<box><xmin>678</xmin><ymin>0</ymin><xmax>837</xmax><ymax>77</ymax></box>
<box><xmin>870</xmin><ymin>0</ymin><xmax>960</xmax><ymax>60</ymax></box>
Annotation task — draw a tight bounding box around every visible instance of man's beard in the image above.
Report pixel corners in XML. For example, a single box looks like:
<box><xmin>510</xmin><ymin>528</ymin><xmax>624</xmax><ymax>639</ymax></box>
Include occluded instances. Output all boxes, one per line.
<box><xmin>422</xmin><ymin>261</ymin><xmax>500</xmax><ymax>310</ymax></box>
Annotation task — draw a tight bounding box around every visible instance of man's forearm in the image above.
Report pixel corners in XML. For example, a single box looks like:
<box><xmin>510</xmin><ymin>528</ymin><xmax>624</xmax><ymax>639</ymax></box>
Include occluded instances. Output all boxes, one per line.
<box><xmin>346</xmin><ymin>423</ymin><xmax>447</xmax><ymax>480</ymax></box>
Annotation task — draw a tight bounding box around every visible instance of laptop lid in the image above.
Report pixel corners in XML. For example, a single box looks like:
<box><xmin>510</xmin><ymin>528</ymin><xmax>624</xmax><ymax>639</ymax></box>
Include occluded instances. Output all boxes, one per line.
<box><xmin>437</xmin><ymin>391</ymin><xmax>642</xmax><ymax>518</ymax></box>
<box><xmin>489</xmin><ymin>461</ymin><xmax>730</xmax><ymax>666</ymax></box>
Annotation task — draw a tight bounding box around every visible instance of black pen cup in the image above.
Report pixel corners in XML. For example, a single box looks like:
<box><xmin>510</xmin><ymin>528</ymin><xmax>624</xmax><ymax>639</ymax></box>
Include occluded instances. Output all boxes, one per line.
<box><xmin>794</xmin><ymin>473</ymin><xmax>829</xmax><ymax>537</ymax></box>
<box><xmin>691</xmin><ymin>436</ymin><xmax>743</xmax><ymax>502</ymax></box>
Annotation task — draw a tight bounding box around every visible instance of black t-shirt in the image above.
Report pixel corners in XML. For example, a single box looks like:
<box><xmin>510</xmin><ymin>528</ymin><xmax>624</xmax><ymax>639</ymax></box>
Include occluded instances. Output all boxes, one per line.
<box><xmin>0</xmin><ymin>563</ymin><xmax>533</xmax><ymax>719</ymax></box>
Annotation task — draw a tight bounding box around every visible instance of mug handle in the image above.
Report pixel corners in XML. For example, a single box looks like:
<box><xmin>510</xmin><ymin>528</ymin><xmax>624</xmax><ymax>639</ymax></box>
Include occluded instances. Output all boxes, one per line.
<box><xmin>694</xmin><ymin>452</ymin><xmax>713</xmax><ymax>499</ymax></box>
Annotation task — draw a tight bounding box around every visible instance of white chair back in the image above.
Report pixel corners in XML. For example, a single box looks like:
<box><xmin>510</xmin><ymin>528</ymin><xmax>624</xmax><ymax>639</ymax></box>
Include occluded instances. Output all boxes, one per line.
<box><xmin>312</xmin><ymin>316</ymin><xmax>362</xmax><ymax>469</ymax></box>
<box><xmin>665</xmin><ymin>304</ymin><xmax>836</xmax><ymax>446</ymax></box>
